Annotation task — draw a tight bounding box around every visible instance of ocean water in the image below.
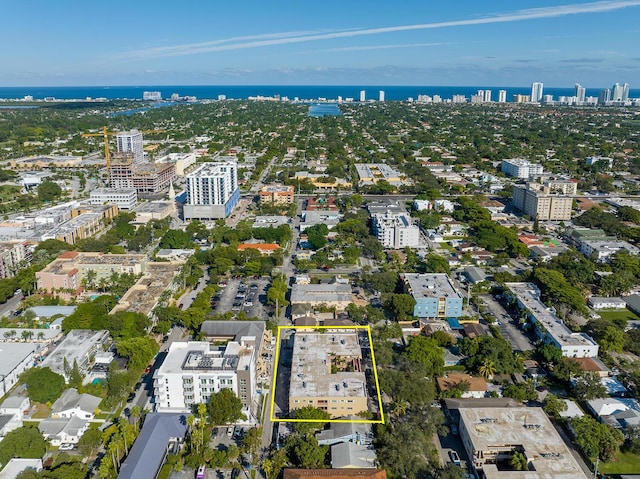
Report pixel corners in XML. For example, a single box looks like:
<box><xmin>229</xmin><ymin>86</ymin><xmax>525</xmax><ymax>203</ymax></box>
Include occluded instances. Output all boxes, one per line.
<box><xmin>0</xmin><ymin>85</ymin><xmax>637</xmax><ymax>102</ymax></box>
<box><xmin>308</xmin><ymin>103</ymin><xmax>342</xmax><ymax>117</ymax></box>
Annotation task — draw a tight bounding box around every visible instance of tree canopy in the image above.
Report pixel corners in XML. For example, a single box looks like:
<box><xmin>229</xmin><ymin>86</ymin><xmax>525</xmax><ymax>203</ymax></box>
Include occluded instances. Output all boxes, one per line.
<box><xmin>0</xmin><ymin>426</ymin><xmax>47</xmax><ymax>466</ymax></box>
<box><xmin>207</xmin><ymin>388</ymin><xmax>245</xmax><ymax>425</ymax></box>
<box><xmin>21</xmin><ymin>367</ymin><xmax>65</xmax><ymax>404</ymax></box>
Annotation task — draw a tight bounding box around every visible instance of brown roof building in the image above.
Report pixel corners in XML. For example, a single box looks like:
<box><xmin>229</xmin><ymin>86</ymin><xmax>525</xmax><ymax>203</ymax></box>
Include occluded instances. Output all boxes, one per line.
<box><xmin>436</xmin><ymin>373</ymin><xmax>487</xmax><ymax>399</ymax></box>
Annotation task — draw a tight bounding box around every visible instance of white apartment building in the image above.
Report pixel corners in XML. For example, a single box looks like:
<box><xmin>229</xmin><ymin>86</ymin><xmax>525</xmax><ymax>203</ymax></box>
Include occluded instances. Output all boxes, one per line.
<box><xmin>89</xmin><ymin>188</ymin><xmax>137</xmax><ymax>210</ymax></box>
<box><xmin>184</xmin><ymin>161</ymin><xmax>240</xmax><ymax>220</ymax></box>
<box><xmin>505</xmin><ymin>283</ymin><xmax>599</xmax><ymax>358</ymax></box>
<box><xmin>371</xmin><ymin>212</ymin><xmax>420</xmax><ymax>249</ymax></box>
<box><xmin>498</xmin><ymin>90</ymin><xmax>507</xmax><ymax>103</ymax></box>
<box><xmin>153</xmin><ymin>340</ymin><xmax>256</xmax><ymax>416</ymax></box>
<box><xmin>156</xmin><ymin>152</ymin><xmax>197</xmax><ymax>176</ymax></box>
<box><xmin>500</xmin><ymin>159</ymin><xmax>543</xmax><ymax>179</ymax></box>
<box><xmin>116</xmin><ymin>130</ymin><xmax>144</xmax><ymax>165</ymax></box>
<box><xmin>580</xmin><ymin>239</ymin><xmax>640</xmax><ymax>263</ymax></box>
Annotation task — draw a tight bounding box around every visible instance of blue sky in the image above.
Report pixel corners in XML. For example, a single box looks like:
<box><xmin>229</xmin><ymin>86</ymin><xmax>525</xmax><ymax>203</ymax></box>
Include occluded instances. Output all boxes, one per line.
<box><xmin>2</xmin><ymin>0</ymin><xmax>640</xmax><ymax>86</ymax></box>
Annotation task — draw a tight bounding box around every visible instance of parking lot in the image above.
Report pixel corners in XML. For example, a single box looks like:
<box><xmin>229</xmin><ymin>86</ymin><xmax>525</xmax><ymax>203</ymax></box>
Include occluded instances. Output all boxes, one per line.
<box><xmin>211</xmin><ymin>277</ymin><xmax>271</xmax><ymax>320</ymax></box>
<box><xmin>479</xmin><ymin>294</ymin><xmax>534</xmax><ymax>353</ymax></box>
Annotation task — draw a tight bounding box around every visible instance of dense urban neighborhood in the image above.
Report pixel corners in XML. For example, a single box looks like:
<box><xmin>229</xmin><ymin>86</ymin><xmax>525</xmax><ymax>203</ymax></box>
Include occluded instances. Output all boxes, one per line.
<box><xmin>0</xmin><ymin>93</ymin><xmax>639</xmax><ymax>479</ymax></box>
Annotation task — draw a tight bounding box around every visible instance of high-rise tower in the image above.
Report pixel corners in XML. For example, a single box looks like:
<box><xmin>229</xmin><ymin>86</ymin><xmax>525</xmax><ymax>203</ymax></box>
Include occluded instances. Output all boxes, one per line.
<box><xmin>531</xmin><ymin>82</ymin><xmax>544</xmax><ymax>102</ymax></box>
<box><xmin>116</xmin><ymin>130</ymin><xmax>144</xmax><ymax>165</ymax></box>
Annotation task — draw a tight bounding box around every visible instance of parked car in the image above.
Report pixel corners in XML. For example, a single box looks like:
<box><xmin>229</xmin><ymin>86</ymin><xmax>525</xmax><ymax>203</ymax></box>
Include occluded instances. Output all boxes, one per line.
<box><xmin>449</xmin><ymin>450</ymin><xmax>461</xmax><ymax>466</ymax></box>
<box><xmin>227</xmin><ymin>426</ymin><xmax>234</xmax><ymax>437</ymax></box>
<box><xmin>59</xmin><ymin>443</ymin><xmax>75</xmax><ymax>451</ymax></box>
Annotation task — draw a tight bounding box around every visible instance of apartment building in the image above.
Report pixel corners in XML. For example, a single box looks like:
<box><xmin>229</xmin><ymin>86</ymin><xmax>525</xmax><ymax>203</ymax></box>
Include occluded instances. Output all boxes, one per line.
<box><xmin>512</xmin><ymin>180</ymin><xmax>576</xmax><ymax>221</ymax></box>
<box><xmin>153</xmin><ymin>340</ymin><xmax>257</xmax><ymax>415</ymax></box>
<box><xmin>401</xmin><ymin>273</ymin><xmax>463</xmax><ymax>319</ymax></box>
<box><xmin>371</xmin><ymin>212</ymin><xmax>420</xmax><ymax>249</ymax></box>
<box><xmin>501</xmin><ymin>159</ymin><xmax>544</xmax><ymax>179</ymax></box>
<box><xmin>505</xmin><ymin>282</ymin><xmax>599</xmax><ymax>358</ymax></box>
<box><xmin>289</xmin><ymin>332</ymin><xmax>368</xmax><ymax>419</ymax></box>
<box><xmin>0</xmin><ymin>241</ymin><xmax>32</xmax><ymax>279</ymax></box>
<box><xmin>259</xmin><ymin>184</ymin><xmax>294</xmax><ymax>205</ymax></box>
<box><xmin>36</xmin><ymin>252</ymin><xmax>148</xmax><ymax>297</ymax></box>
<box><xmin>184</xmin><ymin>162</ymin><xmax>240</xmax><ymax>220</ymax></box>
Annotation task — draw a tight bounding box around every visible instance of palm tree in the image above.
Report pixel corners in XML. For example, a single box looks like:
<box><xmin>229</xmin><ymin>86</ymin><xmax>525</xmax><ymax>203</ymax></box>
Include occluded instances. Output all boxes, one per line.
<box><xmin>510</xmin><ymin>451</ymin><xmax>528</xmax><ymax>471</ymax></box>
<box><xmin>479</xmin><ymin>359</ymin><xmax>496</xmax><ymax>380</ymax></box>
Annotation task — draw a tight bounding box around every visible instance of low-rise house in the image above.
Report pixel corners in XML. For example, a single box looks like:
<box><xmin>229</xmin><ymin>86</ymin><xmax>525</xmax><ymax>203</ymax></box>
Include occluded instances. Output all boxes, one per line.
<box><xmin>436</xmin><ymin>373</ymin><xmax>487</xmax><ymax>399</ymax></box>
<box><xmin>38</xmin><ymin>416</ymin><xmax>89</xmax><ymax>446</ymax></box>
<box><xmin>588</xmin><ymin>296</ymin><xmax>627</xmax><ymax>310</ymax></box>
<box><xmin>587</xmin><ymin>397</ymin><xmax>640</xmax><ymax>429</ymax></box>
<box><xmin>316</xmin><ymin>421</ymin><xmax>373</xmax><ymax>446</ymax></box>
<box><xmin>50</xmin><ymin>388</ymin><xmax>101</xmax><ymax>420</ymax></box>
<box><xmin>331</xmin><ymin>442</ymin><xmax>377</xmax><ymax>468</ymax></box>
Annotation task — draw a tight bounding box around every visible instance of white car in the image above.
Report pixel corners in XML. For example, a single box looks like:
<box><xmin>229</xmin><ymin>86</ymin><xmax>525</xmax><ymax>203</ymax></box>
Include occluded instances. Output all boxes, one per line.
<box><xmin>59</xmin><ymin>443</ymin><xmax>75</xmax><ymax>451</ymax></box>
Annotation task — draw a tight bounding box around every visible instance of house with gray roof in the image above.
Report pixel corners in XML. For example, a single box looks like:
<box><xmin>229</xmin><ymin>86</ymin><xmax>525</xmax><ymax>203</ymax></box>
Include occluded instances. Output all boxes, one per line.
<box><xmin>51</xmin><ymin>388</ymin><xmax>101</xmax><ymax>420</ymax></box>
<box><xmin>38</xmin><ymin>416</ymin><xmax>88</xmax><ymax>446</ymax></box>
<box><xmin>331</xmin><ymin>442</ymin><xmax>377</xmax><ymax>468</ymax></box>
<box><xmin>118</xmin><ymin>413</ymin><xmax>187</xmax><ymax>479</ymax></box>
<box><xmin>199</xmin><ymin>320</ymin><xmax>266</xmax><ymax>355</ymax></box>
<box><xmin>316</xmin><ymin>420</ymin><xmax>373</xmax><ymax>446</ymax></box>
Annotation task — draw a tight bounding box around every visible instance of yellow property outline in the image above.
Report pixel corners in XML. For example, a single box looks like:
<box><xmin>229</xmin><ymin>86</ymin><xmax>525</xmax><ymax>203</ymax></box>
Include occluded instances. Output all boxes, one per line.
<box><xmin>269</xmin><ymin>325</ymin><xmax>385</xmax><ymax>424</ymax></box>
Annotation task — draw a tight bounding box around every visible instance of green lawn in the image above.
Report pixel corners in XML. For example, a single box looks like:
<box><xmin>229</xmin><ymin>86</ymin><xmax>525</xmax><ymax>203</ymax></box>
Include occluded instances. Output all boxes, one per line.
<box><xmin>597</xmin><ymin>309</ymin><xmax>640</xmax><ymax>322</ymax></box>
<box><xmin>599</xmin><ymin>451</ymin><xmax>640</xmax><ymax>474</ymax></box>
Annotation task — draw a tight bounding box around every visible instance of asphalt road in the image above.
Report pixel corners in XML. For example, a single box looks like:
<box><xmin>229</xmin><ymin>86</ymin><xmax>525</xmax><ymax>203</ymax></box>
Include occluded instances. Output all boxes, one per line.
<box><xmin>479</xmin><ymin>294</ymin><xmax>534</xmax><ymax>352</ymax></box>
<box><xmin>0</xmin><ymin>293</ymin><xmax>23</xmax><ymax>319</ymax></box>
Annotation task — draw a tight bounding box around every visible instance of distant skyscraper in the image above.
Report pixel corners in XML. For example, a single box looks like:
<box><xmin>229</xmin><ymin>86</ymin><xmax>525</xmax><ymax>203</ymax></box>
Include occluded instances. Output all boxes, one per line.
<box><xmin>498</xmin><ymin>90</ymin><xmax>507</xmax><ymax>103</ymax></box>
<box><xmin>484</xmin><ymin>90</ymin><xmax>492</xmax><ymax>102</ymax></box>
<box><xmin>359</xmin><ymin>90</ymin><xmax>366</xmax><ymax>102</ymax></box>
<box><xmin>612</xmin><ymin>83</ymin><xmax>630</xmax><ymax>101</ymax></box>
<box><xmin>116</xmin><ymin>130</ymin><xmax>144</xmax><ymax>165</ymax></box>
<box><xmin>599</xmin><ymin>89</ymin><xmax>611</xmax><ymax>104</ymax></box>
<box><xmin>574</xmin><ymin>83</ymin><xmax>586</xmax><ymax>103</ymax></box>
<box><xmin>379</xmin><ymin>90</ymin><xmax>385</xmax><ymax>102</ymax></box>
<box><xmin>531</xmin><ymin>82</ymin><xmax>544</xmax><ymax>102</ymax></box>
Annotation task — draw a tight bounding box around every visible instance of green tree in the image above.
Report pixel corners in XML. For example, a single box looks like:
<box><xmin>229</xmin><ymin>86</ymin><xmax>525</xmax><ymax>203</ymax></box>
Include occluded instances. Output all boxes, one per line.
<box><xmin>403</xmin><ymin>336</ymin><xmax>444</xmax><ymax>376</ymax></box>
<box><xmin>542</xmin><ymin>394</ymin><xmax>568</xmax><ymax>418</ymax></box>
<box><xmin>37</xmin><ymin>180</ymin><xmax>63</xmax><ymax>202</ymax></box>
<box><xmin>291</xmin><ymin>406</ymin><xmax>331</xmax><ymax>435</ymax></box>
<box><xmin>305</xmin><ymin>224</ymin><xmax>329</xmax><ymax>250</ymax></box>
<box><xmin>116</xmin><ymin>337</ymin><xmax>159</xmax><ymax>370</ymax></box>
<box><xmin>207</xmin><ymin>389</ymin><xmax>246</xmax><ymax>425</ymax></box>
<box><xmin>510</xmin><ymin>451</ymin><xmax>529</xmax><ymax>471</ymax></box>
<box><xmin>284</xmin><ymin>434</ymin><xmax>327</xmax><ymax>468</ymax></box>
<box><xmin>573</xmin><ymin>372</ymin><xmax>607</xmax><ymax>401</ymax></box>
<box><xmin>20</xmin><ymin>367</ymin><xmax>65</xmax><ymax>403</ymax></box>
<box><xmin>385</xmin><ymin>293</ymin><xmax>416</xmax><ymax>321</ymax></box>
<box><xmin>159</xmin><ymin>229</ymin><xmax>192</xmax><ymax>249</ymax></box>
<box><xmin>571</xmin><ymin>415</ymin><xmax>624</xmax><ymax>461</ymax></box>
<box><xmin>0</xmin><ymin>427</ymin><xmax>46</xmax><ymax>465</ymax></box>
<box><xmin>478</xmin><ymin>358</ymin><xmax>496</xmax><ymax>380</ymax></box>
<box><xmin>262</xmin><ymin>448</ymin><xmax>288</xmax><ymax>479</ymax></box>
<box><xmin>77</xmin><ymin>427</ymin><xmax>102</xmax><ymax>457</ymax></box>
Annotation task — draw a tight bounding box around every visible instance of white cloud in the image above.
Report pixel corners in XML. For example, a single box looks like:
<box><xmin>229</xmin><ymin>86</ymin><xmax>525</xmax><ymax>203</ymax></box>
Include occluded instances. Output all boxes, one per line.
<box><xmin>324</xmin><ymin>42</ymin><xmax>450</xmax><ymax>52</ymax></box>
<box><xmin>114</xmin><ymin>1</ymin><xmax>640</xmax><ymax>60</ymax></box>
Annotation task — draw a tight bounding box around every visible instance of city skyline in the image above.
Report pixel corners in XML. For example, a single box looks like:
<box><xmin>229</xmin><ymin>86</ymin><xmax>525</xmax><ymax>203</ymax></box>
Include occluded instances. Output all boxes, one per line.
<box><xmin>2</xmin><ymin>1</ymin><xmax>640</xmax><ymax>87</ymax></box>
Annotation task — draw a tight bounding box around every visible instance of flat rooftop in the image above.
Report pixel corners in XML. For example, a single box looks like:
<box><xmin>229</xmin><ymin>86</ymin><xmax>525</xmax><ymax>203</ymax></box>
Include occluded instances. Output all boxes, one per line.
<box><xmin>459</xmin><ymin>406</ymin><xmax>589</xmax><ymax>478</ymax></box>
<box><xmin>134</xmin><ymin>201</ymin><xmax>172</xmax><ymax>213</ymax></box>
<box><xmin>506</xmin><ymin>283</ymin><xmax>598</xmax><ymax>350</ymax></box>
<box><xmin>290</xmin><ymin>283</ymin><xmax>353</xmax><ymax>304</ymax></box>
<box><xmin>402</xmin><ymin>273</ymin><xmax>461</xmax><ymax>300</ymax></box>
<box><xmin>0</xmin><ymin>342</ymin><xmax>40</xmax><ymax>377</ymax></box>
<box><xmin>157</xmin><ymin>341</ymin><xmax>253</xmax><ymax>375</ymax></box>
<box><xmin>289</xmin><ymin>332</ymin><xmax>366</xmax><ymax>399</ymax></box>
<box><xmin>91</xmin><ymin>188</ymin><xmax>136</xmax><ymax>196</ymax></box>
<box><xmin>40</xmin><ymin>329</ymin><xmax>108</xmax><ymax>375</ymax></box>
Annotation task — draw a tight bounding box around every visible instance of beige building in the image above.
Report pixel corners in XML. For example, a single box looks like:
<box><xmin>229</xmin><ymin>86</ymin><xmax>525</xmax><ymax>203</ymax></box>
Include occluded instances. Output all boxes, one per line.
<box><xmin>458</xmin><ymin>406</ymin><xmax>589</xmax><ymax>478</ymax></box>
<box><xmin>289</xmin><ymin>332</ymin><xmax>368</xmax><ymax>419</ymax></box>
<box><xmin>290</xmin><ymin>283</ymin><xmax>353</xmax><ymax>311</ymax></box>
<box><xmin>0</xmin><ymin>241</ymin><xmax>32</xmax><ymax>279</ymax></box>
<box><xmin>36</xmin><ymin>252</ymin><xmax>148</xmax><ymax>298</ymax></box>
<box><xmin>512</xmin><ymin>180</ymin><xmax>576</xmax><ymax>221</ymax></box>
<box><xmin>259</xmin><ymin>185</ymin><xmax>294</xmax><ymax>205</ymax></box>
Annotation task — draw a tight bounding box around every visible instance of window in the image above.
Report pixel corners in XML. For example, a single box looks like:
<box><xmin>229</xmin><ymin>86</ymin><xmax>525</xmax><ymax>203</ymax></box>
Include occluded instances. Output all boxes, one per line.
<box><xmin>240</xmin><ymin>379</ymin><xmax>246</xmax><ymax>385</ymax></box>
<box><xmin>240</xmin><ymin>387</ymin><xmax>246</xmax><ymax>393</ymax></box>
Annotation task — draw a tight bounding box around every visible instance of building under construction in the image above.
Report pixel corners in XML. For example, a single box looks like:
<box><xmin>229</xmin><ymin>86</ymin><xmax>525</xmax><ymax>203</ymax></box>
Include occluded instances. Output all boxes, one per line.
<box><xmin>110</xmin><ymin>153</ymin><xmax>175</xmax><ymax>197</ymax></box>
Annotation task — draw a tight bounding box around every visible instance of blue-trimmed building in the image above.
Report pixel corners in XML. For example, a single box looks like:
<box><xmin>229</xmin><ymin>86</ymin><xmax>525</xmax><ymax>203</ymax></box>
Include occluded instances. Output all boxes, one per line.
<box><xmin>183</xmin><ymin>161</ymin><xmax>239</xmax><ymax>220</ymax></box>
<box><xmin>401</xmin><ymin>273</ymin><xmax>463</xmax><ymax>319</ymax></box>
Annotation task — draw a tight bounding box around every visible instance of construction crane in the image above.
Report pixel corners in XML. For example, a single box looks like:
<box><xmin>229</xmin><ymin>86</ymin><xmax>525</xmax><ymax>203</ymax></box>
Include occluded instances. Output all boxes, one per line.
<box><xmin>81</xmin><ymin>127</ymin><xmax>165</xmax><ymax>170</ymax></box>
